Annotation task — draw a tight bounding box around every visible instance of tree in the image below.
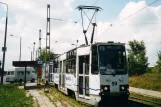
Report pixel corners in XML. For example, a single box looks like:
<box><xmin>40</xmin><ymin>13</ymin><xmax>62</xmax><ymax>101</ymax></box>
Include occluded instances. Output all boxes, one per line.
<box><xmin>37</xmin><ymin>48</ymin><xmax>56</xmax><ymax>62</ymax></box>
<box><xmin>36</xmin><ymin>48</ymin><xmax>56</xmax><ymax>84</ymax></box>
<box><xmin>127</xmin><ymin>40</ymin><xmax>149</xmax><ymax>76</ymax></box>
<box><xmin>156</xmin><ymin>51</ymin><xmax>161</xmax><ymax>72</ymax></box>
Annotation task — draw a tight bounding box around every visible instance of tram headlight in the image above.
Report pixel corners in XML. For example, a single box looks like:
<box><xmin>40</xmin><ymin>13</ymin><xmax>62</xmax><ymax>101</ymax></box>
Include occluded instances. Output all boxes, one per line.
<box><xmin>121</xmin><ymin>86</ymin><xmax>125</xmax><ymax>90</ymax></box>
<box><xmin>100</xmin><ymin>85</ymin><xmax>110</xmax><ymax>92</ymax></box>
<box><xmin>104</xmin><ymin>87</ymin><xmax>108</xmax><ymax>91</ymax></box>
<box><xmin>120</xmin><ymin>85</ymin><xmax>129</xmax><ymax>91</ymax></box>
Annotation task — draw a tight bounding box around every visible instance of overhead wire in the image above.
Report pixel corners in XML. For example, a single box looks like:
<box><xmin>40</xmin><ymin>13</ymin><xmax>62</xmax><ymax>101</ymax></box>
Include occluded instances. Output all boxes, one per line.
<box><xmin>98</xmin><ymin>0</ymin><xmax>160</xmax><ymax>37</ymax></box>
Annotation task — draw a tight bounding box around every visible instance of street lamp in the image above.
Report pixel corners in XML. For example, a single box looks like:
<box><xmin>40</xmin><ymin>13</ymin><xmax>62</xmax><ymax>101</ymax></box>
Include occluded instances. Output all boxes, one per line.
<box><xmin>0</xmin><ymin>2</ymin><xmax>8</xmax><ymax>84</ymax></box>
<box><xmin>10</xmin><ymin>35</ymin><xmax>22</xmax><ymax>61</ymax></box>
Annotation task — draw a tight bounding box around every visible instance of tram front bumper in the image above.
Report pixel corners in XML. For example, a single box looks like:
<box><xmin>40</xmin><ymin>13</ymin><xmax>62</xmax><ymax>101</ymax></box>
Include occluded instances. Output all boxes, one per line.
<box><xmin>99</xmin><ymin>91</ymin><xmax>130</xmax><ymax>97</ymax></box>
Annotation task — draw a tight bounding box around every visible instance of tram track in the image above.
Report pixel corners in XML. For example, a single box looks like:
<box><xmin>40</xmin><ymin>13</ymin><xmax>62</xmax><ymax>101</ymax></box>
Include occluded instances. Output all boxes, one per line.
<box><xmin>129</xmin><ymin>95</ymin><xmax>161</xmax><ymax>107</ymax></box>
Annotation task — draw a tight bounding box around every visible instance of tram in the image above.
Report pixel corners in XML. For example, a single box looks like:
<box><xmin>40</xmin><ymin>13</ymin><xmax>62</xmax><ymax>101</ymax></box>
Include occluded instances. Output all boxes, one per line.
<box><xmin>50</xmin><ymin>41</ymin><xmax>129</xmax><ymax>106</ymax></box>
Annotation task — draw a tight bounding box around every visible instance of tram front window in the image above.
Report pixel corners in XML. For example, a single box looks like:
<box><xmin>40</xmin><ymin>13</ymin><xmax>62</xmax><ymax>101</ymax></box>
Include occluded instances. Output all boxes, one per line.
<box><xmin>98</xmin><ymin>45</ymin><xmax>126</xmax><ymax>75</ymax></box>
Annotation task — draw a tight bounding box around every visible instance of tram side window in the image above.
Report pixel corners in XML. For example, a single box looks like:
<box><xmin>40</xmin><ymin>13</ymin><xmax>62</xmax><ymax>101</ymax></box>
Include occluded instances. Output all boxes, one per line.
<box><xmin>79</xmin><ymin>55</ymin><xmax>89</xmax><ymax>74</ymax></box>
<box><xmin>63</xmin><ymin>60</ymin><xmax>66</xmax><ymax>73</ymax></box>
<box><xmin>53</xmin><ymin>59</ymin><xmax>59</xmax><ymax>73</ymax></box>
<box><xmin>79</xmin><ymin>56</ymin><xmax>83</xmax><ymax>74</ymax></box>
<box><xmin>66</xmin><ymin>50</ymin><xmax>76</xmax><ymax>74</ymax></box>
<box><xmin>11</xmin><ymin>72</ymin><xmax>14</xmax><ymax>75</ymax></box>
<box><xmin>7</xmin><ymin>72</ymin><xmax>10</xmax><ymax>75</ymax></box>
<box><xmin>91</xmin><ymin>45</ymin><xmax>98</xmax><ymax>74</ymax></box>
<box><xmin>57</xmin><ymin>61</ymin><xmax>59</xmax><ymax>73</ymax></box>
<box><xmin>60</xmin><ymin>61</ymin><xmax>62</xmax><ymax>73</ymax></box>
<box><xmin>85</xmin><ymin>55</ymin><xmax>89</xmax><ymax>75</ymax></box>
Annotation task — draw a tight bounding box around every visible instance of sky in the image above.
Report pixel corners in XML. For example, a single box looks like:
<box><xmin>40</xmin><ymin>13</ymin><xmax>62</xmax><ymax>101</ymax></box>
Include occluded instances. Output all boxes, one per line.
<box><xmin>0</xmin><ymin>0</ymin><xmax>161</xmax><ymax>70</ymax></box>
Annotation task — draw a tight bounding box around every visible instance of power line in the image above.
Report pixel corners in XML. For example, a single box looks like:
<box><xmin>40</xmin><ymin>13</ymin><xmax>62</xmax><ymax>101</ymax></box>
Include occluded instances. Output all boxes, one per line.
<box><xmin>99</xmin><ymin>0</ymin><xmax>160</xmax><ymax>37</ymax></box>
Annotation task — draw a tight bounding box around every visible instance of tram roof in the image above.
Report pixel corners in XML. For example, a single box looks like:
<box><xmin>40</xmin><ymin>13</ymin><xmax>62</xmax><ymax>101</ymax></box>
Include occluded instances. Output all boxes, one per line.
<box><xmin>53</xmin><ymin>42</ymin><xmax>125</xmax><ymax>59</ymax></box>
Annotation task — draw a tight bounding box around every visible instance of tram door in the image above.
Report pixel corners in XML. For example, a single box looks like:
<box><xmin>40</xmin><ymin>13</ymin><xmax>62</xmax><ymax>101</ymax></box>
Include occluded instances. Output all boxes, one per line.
<box><xmin>78</xmin><ymin>55</ymin><xmax>90</xmax><ymax>98</ymax></box>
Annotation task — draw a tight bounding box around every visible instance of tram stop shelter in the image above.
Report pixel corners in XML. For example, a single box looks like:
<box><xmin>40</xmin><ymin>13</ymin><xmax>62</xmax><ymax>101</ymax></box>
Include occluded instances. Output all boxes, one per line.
<box><xmin>12</xmin><ymin>60</ymin><xmax>43</xmax><ymax>89</ymax></box>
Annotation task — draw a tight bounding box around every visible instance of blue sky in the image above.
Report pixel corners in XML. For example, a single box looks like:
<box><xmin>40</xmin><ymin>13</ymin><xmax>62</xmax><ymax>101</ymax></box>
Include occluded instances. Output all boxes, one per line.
<box><xmin>71</xmin><ymin>0</ymin><xmax>161</xmax><ymax>22</ymax></box>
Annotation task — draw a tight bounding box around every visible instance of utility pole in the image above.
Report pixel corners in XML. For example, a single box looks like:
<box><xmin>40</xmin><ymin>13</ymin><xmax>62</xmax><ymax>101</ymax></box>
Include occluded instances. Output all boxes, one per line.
<box><xmin>39</xmin><ymin>30</ymin><xmax>41</xmax><ymax>58</ymax></box>
<box><xmin>20</xmin><ymin>37</ymin><xmax>22</xmax><ymax>61</ymax></box>
<box><xmin>1</xmin><ymin>2</ymin><xmax>8</xmax><ymax>84</ymax></box>
<box><xmin>46</xmin><ymin>4</ymin><xmax>51</xmax><ymax>82</ymax></box>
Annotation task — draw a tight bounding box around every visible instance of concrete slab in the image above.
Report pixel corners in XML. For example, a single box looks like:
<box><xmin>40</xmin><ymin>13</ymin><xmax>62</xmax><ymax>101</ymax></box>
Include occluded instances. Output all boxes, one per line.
<box><xmin>130</xmin><ymin>87</ymin><xmax>161</xmax><ymax>98</ymax></box>
<box><xmin>28</xmin><ymin>89</ymin><xmax>55</xmax><ymax>107</ymax></box>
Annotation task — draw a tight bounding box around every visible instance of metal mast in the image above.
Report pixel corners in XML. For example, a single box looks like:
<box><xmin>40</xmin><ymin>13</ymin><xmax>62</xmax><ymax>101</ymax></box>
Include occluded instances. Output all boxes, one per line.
<box><xmin>39</xmin><ymin>29</ymin><xmax>42</xmax><ymax>59</ymax></box>
<box><xmin>45</xmin><ymin>4</ymin><xmax>51</xmax><ymax>81</ymax></box>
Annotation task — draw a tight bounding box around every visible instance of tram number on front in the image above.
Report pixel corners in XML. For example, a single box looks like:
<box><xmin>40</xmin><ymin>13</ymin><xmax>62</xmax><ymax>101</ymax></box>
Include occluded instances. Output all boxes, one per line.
<box><xmin>112</xmin><ymin>81</ymin><xmax>117</xmax><ymax>86</ymax></box>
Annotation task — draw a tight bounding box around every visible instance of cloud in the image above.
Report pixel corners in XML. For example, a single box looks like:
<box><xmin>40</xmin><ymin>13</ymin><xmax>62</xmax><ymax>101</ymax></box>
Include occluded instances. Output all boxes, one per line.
<box><xmin>0</xmin><ymin>0</ymin><xmax>75</xmax><ymax>69</ymax></box>
<box><xmin>0</xmin><ymin>0</ymin><xmax>161</xmax><ymax>70</ymax></box>
<box><xmin>96</xmin><ymin>1</ymin><xmax>161</xmax><ymax>66</ymax></box>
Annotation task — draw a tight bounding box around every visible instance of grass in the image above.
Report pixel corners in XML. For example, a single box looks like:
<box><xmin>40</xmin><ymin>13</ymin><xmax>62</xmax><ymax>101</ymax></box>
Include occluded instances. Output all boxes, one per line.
<box><xmin>129</xmin><ymin>73</ymin><xmax>161</xmax><ymax>92</ymax></box>
<box><xmin>0</xmin><ymin>84</ymin><xmax>34</xmax><ymax>107</ymax></box>
<box><xmin>130</xmin><ymin>92</ymin><xmax>161</xmax><ymax>107</ymax></box>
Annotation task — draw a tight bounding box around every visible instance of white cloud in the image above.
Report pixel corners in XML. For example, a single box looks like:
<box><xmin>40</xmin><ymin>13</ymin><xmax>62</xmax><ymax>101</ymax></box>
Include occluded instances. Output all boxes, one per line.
<box><xmin>96</xmin><ymin>1</ymin><xmax>161</xmax><ymax>66</ymax></box>
<box><xmin>0</xmin><ymin>0</ymin><xmax>75</xmax><ymax>70</ymax></box>
<box><xmin>0</xmin><ymin>0</ymin><xmax>161</xmax><ymax>70</ymax></box>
